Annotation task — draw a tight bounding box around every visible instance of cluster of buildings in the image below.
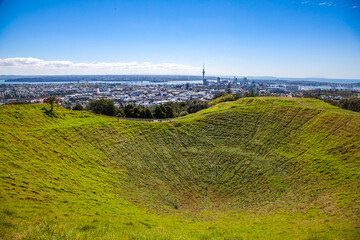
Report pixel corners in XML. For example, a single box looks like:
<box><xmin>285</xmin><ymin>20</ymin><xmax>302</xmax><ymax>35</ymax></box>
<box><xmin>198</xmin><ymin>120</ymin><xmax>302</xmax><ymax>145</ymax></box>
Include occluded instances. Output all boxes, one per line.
<box><xmin>1</xmin><ymin>67</ymin><xmax>358</xmax><ymax>107</ymax></box>
<box><xmin>67</xmin><ymin>83</ymin><xmax>218</xmax><ymax>108</ymax></box>
<box><xmin>0</xmin><ymin>80</ymin><xmax>299</xmax><ymax>107</ymax></box>
<box><xmin>0</xmin><ymin>82</ymin><xmax>220</xmax><ymax>107</ymax></box>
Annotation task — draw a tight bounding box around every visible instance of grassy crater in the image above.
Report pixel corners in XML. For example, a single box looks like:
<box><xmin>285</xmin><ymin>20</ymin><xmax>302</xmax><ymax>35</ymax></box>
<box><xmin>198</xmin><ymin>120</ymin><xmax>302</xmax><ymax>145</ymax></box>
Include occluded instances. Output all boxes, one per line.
<box><xmin>0</xmin><ymin>97</ymin><xmax>359</xmax><ymax>239</ymax></box>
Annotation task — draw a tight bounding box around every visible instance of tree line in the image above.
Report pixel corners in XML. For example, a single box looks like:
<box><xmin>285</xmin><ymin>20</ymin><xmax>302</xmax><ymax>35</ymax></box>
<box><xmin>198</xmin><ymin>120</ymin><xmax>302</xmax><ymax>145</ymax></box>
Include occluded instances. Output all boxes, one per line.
<box><xmin>80</xmin><ymin>98</ymin><xmax>209</xmax><ymax>119</ymax></box>
<box><xmin>303</xmin><ymin>90</ymin><xmax>360</xmax><ymax>112</ymax></box>
<box><xmin>74</xmin><ymin>89</ymin><xmax>262</xmax><ymax>118</ymax></box>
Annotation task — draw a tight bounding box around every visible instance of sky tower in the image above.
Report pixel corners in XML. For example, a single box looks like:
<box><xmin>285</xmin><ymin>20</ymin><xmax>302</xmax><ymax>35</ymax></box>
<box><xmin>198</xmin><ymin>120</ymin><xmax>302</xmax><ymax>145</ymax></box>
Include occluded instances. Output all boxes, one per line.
<box><xmin>202</xmin><ymin>65</ymin><xmax>207</xmax><ymax>86</ymax></box>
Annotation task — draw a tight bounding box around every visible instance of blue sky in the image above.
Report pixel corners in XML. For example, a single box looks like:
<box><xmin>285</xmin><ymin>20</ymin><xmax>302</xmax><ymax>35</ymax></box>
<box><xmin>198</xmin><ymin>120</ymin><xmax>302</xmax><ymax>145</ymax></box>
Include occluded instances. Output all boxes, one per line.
<box><xmin>0</xmin><ymin>0</ymin><xmax>359</xmax><ymax>78</ymax></box>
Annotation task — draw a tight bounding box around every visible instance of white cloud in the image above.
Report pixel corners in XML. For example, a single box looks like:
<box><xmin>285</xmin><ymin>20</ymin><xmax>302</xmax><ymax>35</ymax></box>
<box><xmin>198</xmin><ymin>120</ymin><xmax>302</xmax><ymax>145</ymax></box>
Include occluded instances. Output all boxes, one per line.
<box><xmin>298</xmin><ymin>1</ymin><xmax>360</xmax><ymax>9</ymax></box>
<box><xmin>299</xmin><ymin>1</ymin><xmax>340</xmax><ymax>7</ymax></box>
<box><xmin>0</xmin><ymin>57</ymin><xmax>198</xmax><ymax>75</ymax></box>
<box><xmin>318</xmin><ymin>2</ymin><xmax>334</xmax><ymax>7</ymax></box>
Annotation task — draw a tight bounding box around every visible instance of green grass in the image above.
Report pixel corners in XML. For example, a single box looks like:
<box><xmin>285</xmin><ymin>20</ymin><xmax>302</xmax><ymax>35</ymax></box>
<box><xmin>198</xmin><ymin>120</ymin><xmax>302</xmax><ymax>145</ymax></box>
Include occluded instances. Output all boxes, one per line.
<box><xmin>0</xmin><ymin>97</ymin><xmax>359</xmax><ymax>239</ymax></box>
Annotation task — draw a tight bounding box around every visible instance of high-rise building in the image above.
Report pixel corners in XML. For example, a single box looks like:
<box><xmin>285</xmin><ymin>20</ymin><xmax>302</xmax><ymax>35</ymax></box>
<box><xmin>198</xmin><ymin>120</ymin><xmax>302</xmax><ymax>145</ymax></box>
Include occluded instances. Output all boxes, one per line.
<box><xmin>217</xmin><ymin>77</ymin><xmax>221</xmax><ymax>84</ymax></box>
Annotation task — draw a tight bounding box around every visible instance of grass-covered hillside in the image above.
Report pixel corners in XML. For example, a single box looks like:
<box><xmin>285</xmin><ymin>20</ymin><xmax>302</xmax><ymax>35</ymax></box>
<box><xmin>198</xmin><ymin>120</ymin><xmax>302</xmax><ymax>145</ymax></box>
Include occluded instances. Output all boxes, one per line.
<box><xmin>0</xmin><ymin>97</ymin><xmax>359</xmax><ymax>239</ymax></box>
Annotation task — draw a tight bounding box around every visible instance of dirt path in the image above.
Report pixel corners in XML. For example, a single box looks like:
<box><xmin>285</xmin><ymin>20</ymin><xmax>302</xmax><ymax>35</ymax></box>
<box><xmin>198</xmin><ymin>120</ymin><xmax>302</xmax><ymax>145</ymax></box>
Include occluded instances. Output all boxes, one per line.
<box><xmin>294</xmin><ymin>98</ymin><xmax>359</xmax><ymax>116</ymax></box>
<box><xmin>117</xmin><ymin>117</ymin><xmax>175</xmax><ymax>123</ymax></box>
<box><xmin>295</xmin><ymin>99</ymin><xmax>323</xmax><ymax>110</ymax></box>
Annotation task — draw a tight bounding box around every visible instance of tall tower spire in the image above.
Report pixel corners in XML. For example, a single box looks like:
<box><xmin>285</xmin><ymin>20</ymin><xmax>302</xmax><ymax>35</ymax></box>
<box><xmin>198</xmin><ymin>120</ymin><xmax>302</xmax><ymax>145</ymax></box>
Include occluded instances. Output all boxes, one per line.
<box><xmin>202</xmin><ymin>64</ymin><xmax>205</xmax><ymax>79</ymax></box>
<box><xmin>202</xmin><ymin>64</ymin><xmax>207</xmax><ymax>86</ymax></box>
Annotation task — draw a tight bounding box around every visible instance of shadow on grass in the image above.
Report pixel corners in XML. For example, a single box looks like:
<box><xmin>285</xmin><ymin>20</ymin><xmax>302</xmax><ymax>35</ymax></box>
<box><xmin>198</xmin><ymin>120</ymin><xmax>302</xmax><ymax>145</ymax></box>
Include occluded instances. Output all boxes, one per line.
<box><xmin>42</xmin><ymin>107</ymin><xmax>55</xmax><ymax>117</ymax></box>
<box><xmin>80</xmin><ymin>225</ymin><xmax>96</xmax><ymax>232</ymax></box>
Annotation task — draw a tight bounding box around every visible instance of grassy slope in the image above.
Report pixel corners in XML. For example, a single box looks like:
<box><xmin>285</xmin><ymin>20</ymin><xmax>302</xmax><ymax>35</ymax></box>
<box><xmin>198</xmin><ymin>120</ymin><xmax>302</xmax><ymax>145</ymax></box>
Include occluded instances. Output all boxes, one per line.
<box><xmin>0</xmin><ymin>97</ymin><xmax>359</xmax><ymax>239</ymax></box>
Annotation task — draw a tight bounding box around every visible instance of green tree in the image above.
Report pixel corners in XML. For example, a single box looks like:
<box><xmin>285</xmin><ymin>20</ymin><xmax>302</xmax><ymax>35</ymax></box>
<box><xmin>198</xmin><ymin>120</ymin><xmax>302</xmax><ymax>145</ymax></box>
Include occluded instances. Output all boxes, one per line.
<box><xmin>131</xmin><ymin>107</ymin><xmax>141</xmax><ymax>118</ymax></box>
<box><xmin>144</xmin><ymin>108</ymin><xmax>154</xmax><ymax>118</ymax></box>
<box><xmin>212</xmin><ymin>92</ymin><xmax>227</xmax><ymax>100</ymax></box>
<box><xmin>245</xmin><ymin>89</ymin><xmax>259</xmax><ymax>97</ymax></box>
<box><xmin>233</xmin><ymin>93</ymin><xmax>242</xmax><ymax>100</ymax></box>
<box><xmin>164</xmin><ymin>106</ymin><xmax>174</xmax><ymax>118</ymax></box>
<box><xmin>226</xmin><ymin>83</ymin><xmax>232</xmax><ymax>94</ymax></box>
<box><xmin>116</xmin><ymin>108</ymin><xmax>125</xmax><ymax>117</ymax></box>
<box><xmin>72</xmin><ymin>103</ymin><xmax>84</xmax><ymax>111</ymax></box>
<box><xmin>124</xmin><ymin>104</ymin><xmax>134</xmax><ymax>117</ymax></box>
<box><xmin>338</xmin><ymin>97</ymin><xmax>360</xmax><ymax>112</ymax></box>
<box><xmin>154</xmin><ymin>105</ymin><xmax>166</xmax><ymax>118</ymax></box>
<box><xmin>187</xmin><ymin>100</ymin><xmax>208</xmax><ymax>114</ymax></box>
<box><xmin>87</xmin><ymin>98</ymin><xmax>117</xmax><ymax>116</ymax></box>
<box><xmin>44</xmin><ymin>96</ymin><xmax>60</xmax><ymax>115</ymax></box>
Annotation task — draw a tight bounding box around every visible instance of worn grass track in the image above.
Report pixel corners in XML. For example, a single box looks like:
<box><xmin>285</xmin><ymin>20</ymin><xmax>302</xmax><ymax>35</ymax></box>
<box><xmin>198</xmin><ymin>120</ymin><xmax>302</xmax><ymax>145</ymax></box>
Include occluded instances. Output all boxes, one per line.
<box><xmin>0</xmin><ymin>97</ymin><xmax>359</xmax><ymax>239</ymax></box>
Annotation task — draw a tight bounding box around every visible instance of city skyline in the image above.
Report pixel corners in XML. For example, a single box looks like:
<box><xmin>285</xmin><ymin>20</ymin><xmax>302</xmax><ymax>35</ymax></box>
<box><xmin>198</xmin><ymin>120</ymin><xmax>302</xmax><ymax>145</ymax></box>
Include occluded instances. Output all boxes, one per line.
<box><xmin>1</xmin><ymin>0</ymin><xmax>360</xmax><ymax>79</ymax></box>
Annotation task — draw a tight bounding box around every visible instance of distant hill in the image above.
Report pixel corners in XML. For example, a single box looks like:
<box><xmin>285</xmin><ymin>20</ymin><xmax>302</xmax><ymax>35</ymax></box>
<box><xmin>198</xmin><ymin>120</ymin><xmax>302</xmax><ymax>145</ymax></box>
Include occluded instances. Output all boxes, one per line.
<box><xmin>0</xmin><ymin>97</ymin><xmax>359</xmax><ymax>239</ymax></box>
